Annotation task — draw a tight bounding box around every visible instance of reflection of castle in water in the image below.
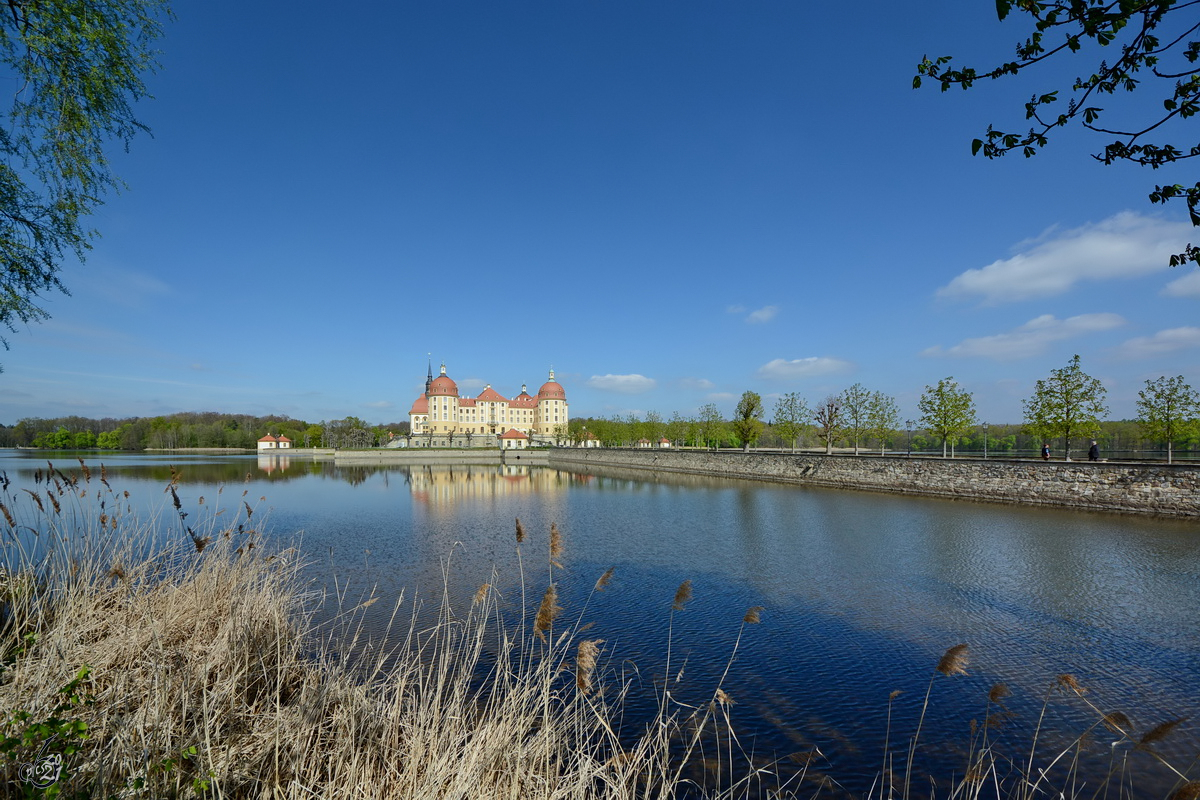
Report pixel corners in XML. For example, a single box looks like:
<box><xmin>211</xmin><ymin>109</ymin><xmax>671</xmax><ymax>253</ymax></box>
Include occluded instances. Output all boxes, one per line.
<box><xmin>408</xmin><ymin>465</ymin><xmax>565</xmax><ymax>508</ymax></box>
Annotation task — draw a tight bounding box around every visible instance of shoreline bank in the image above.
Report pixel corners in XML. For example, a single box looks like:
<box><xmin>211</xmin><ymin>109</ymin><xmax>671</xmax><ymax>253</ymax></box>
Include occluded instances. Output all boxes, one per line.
<box><xmin>549</xmin><ymin>448</ymin><xmax>1200</xmax><ymax>518</ymax></box>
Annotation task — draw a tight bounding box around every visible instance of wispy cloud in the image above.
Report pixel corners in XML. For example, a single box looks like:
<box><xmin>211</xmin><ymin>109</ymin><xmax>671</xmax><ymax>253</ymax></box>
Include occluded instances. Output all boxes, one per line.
<box><xmin>1162</xmin><ymin>269</ymin><xmax>1200</xmax><ymax>298</ymax></box>
<box><xmin>678</xmin><ymin>377</ymin><xmax>715</xmax><ymax>390</ymax></box>
<box><xmin>757</xmin><ymin>357</ymin><xmax>853</xmax><ymax>380</ymax></box>
<box><xmin>937</xmin><ymin>212</ymin><xmax>1187</xmax><ymax>304</ymax></box>
<box><xmin>1112</xmin><ymin>327</ymin><xmax>1200</xmax><ymax>359</ymax></box>
<box><xmin>587</xmin><ymin>373</ymin><xmax>657</xmax><ymax>394</ymax></box>
<box><xmin>922</xmin><ymin>313</ymin><xmax>1126</xmax><ymax>361</ymax></box>
<box><xmin>728</xmin><ymin>304</ymin><xmax>779</xmax><ymax>323</ymax></box>
<box><xmin>363</xmin><ymin>400</ymin><xmax>394</xmax><ymax>409</ymax></box>
<box><xmin>746</xmin><ymin>305</ymin><xmax>779</xmax><ymax>324</ymax></box>
<box><xmin>74</xmin><ymin>266</ymin><xmax>172</xmax><ymax>308</ymax></box>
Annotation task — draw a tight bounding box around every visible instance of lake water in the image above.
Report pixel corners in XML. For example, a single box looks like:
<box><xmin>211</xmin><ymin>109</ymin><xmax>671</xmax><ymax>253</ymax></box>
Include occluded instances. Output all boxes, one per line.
<box><xmin>2</xmin><ymin>450</ymin><xmax>1198</xmax><ymax>797</ymax></box>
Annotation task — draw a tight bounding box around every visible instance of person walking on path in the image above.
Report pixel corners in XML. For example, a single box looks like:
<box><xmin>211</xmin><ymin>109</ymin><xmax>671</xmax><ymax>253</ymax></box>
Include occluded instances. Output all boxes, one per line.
<box><xmin>1088</xmin><ymin>440</ymin><xmax>1100</xmax><ymax>462</ymax></box>
<box><xmin>1041</xmin><ymin>443</ymin><xmax>1051</xmax><ymax>461</ymax></box>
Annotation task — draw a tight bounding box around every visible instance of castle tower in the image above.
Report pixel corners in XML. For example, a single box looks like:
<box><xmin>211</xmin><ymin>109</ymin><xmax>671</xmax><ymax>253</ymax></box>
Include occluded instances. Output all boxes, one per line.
<box><xmin>535</xmin><ymin>368</ymin><xmax>568</xmax><ymax>438</ymax></box>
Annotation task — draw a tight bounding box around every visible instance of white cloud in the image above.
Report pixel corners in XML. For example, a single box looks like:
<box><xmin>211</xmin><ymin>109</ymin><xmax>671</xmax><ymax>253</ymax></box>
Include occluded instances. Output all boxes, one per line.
<box><xmin>706</xmin><ymin>392</ymin><xmax>737</xmax><ymax>403</ymax></box>
<box><xmin>727</xmin><ymin>304</ymin><xmax>779</xmax><ymax>323</ymax></box>
<box><xmin>363</xmin><ymin>400</ymin><xmax>394</xmax><ymax>409</ymax></box>
<box><xmin>1162</xmin><ymin>269</ymin><xmax>1200</xmax><ymax>297</ymax></box>
<box><xmin>587</xmin><ymin>373</ymin><xmax>657</xmax><ymax>394</ymax></box>
<box><xmin>757</xmin><ymin>357</ymin><xmax>854</xmax><ymax>380</ymax></box>
<box><xmin>922</xmin><ymin>313</ymin><xmax>1126</xmax><ymax>361</ymax></box>
<box><xmin>1112</xmin><ymin>327</ymin><xmax>1200</xmax><ymax>359</ymax></box>
<box><xmin>679</xmin><ymin>377</ymin><xmax>715</xmax><ymax>390</ymax></box>
<box><xmin>938</xmin><ymin>212</ymin><xmax>1188</xmax><ymax>304</ymax></box>
<box><xmin>746</xmin><ymin>305</ymin><xmax>779</xmax><ymax>324</ymax></box>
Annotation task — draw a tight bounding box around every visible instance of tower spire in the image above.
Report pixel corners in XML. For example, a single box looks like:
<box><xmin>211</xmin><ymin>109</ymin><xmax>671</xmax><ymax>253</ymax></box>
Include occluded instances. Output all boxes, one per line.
<box><xmin>425</xmin><ymin>355</ymin><xmax>433</xmax><ymax>395</ymax></box>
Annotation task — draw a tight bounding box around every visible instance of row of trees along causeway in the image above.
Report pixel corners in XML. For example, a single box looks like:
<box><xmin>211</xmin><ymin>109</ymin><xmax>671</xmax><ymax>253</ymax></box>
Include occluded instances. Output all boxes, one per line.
<box><xmin>0</xmin><ymin>413</ymin><xmax>412</xmax><ymax>451</ymax></box>
<box><xmin>568</xmin><ymin>357</ymin><xmax>1200</xmax><ymax>463</ymax></box>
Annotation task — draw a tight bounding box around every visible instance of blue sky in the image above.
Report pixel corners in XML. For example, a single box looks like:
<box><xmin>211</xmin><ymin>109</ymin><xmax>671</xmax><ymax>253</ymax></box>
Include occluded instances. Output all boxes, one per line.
<box><xmin>2</xmin><ymin>0</ymin><xmax>1198</xmax><ymax>426</ymax></box>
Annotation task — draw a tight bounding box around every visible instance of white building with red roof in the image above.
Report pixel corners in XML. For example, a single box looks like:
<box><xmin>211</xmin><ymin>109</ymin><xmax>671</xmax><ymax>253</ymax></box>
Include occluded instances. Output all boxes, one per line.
<box><xmin>408</xmin><ymin>362</ymin><xmax>568</xmax><ymax>445</ymax></box>
<box><xmin>256</xmin><ymin>434</ymin><xmax>292</xmax><ymax>451</ymax></box>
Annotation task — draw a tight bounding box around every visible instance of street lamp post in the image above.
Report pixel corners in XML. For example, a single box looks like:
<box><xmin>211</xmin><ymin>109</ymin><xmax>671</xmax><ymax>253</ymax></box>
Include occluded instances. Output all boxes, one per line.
<box><xmin>983</xmin><ymin>423</ymin><xmax>989</xmax><ymax>459</ymax></box>
<box><xmin>906</xmin><ymin>419</ymin><xmax>914</xmax><ymax>456</ymax></box>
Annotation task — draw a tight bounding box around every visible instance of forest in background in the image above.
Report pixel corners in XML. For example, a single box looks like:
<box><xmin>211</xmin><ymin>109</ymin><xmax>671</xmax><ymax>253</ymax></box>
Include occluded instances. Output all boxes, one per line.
<box><xmin>0</xmin><ymin>413</ymin><xmax>410</xmax><ymax>450</ymax></box>
<box><xmin>2</xmin><ymin>411</ymin><xmax>1196</xmax><ymax>460</ymax></box>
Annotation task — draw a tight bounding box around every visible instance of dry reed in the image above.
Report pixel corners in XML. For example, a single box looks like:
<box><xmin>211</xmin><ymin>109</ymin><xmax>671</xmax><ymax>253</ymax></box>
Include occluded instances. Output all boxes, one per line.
<box><xmin>2</xmin><ymin>469</ymin><xmax>1196</xmax><ymax>800</ymax></box>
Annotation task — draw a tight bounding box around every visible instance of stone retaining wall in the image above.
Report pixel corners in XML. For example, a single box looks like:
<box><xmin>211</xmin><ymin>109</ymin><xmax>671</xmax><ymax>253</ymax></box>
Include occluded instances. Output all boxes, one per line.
<box><xmin>548</xmin><ymin>449</ymin><xmax>1200</xmax><ymax>517</ymax></box>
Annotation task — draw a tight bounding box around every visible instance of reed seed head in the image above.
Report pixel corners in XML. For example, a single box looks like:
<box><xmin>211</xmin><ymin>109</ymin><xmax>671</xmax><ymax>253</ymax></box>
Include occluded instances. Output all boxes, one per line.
<box><xmin>1102</xmin><ymin>711</ymin><xmax>1132</xmax><ymax>734</ymax></box>
<box><xmin>575</xmin><ymin>639</ymin><xmax>603</xmax><ymax>694</ymax></box>
<box><xmin>715</xmin><ymin>688</ymin><xmax>735</xmax><ymax>707</ymax></box>
<box><xmin>593</xmin><ymin>567</ymin><xmax>614</xmax><ymax>593</ymax></box>
<box><xmin>743</xmin><ymin>606</ymin><xmax>764</xmax><ymax>624</ymax></box>
<box><xmin>672</xmin><ymin>579</ymin><xmax>693</xmax><ymax>612</ymax></box>
<box><xmin>1057</xmin><ymin>674</ymin><xmax>1085</xmax><ymax>694</ymax></box>
<box><xmin>474</xmin><ymin>583</ymin><xmax>491</xmax><ymax>605</ymax></box>
<box><xmin>889</xmin><ymin>689</ymin><xmax>903</xmax><ymax>701</ymax></box>
<box><xmin>515</xmin><ymin>517</ymin><xmax>526</xmax><ymax>543</ymax></box>
<box><xmin>534</xmin><ymin>583</ymin><xmax>561</xmax><ymax>642</ymax></box>
<box><xmin>988</xmin><ymin>683</ymin><xmax>1011</xmax><ymax>704</ymax></box>
<box><xmin>1170</xmin><ymin>781</ymin><xmax>1200</xmax><ymax>800</ymax></box>
<box><xmin>936</xmin><ymin>643</ymin><xmax>969</xmax><ymax>677</ymax></box>
<box><xmin>1139</xmin><ymin>717</ymin><xmax>1187</xmax><ymax>747</ymax></box>
<box><xmin>550</xmin><ymin>522</ymin><xmax>564</xmax><ymax>568</ymax></box>
<box><xmin>0</xmin><ymin>501</ymin><xmax>14</xmax><ymax>528</ymax></box>
<box><xmin>23</xmin><ymin>488</ymin><xmax>44</xmax><ymax>513</ymax></box>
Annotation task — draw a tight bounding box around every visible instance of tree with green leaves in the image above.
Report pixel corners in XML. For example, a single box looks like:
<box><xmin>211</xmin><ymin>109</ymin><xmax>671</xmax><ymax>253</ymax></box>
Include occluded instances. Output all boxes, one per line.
<box><xmin>865</xmin><ymin>390</ymin><xmax>901</xmax><ymax>455</ymax></box>
<box><xmin>697</xmin><ymin>402</ymin><xmax>724</xmax><ymax>449</ymax></box>
<box><xmin>813</xmin><ymin>396</ymin><xmax>842</xmax><ymax>455</ymax></box>
<box><xmin>731</xmin><ymin>391</ymin><xmax>765</xmax><ymax>451</ymax></box>
<box><xmin>1024</xmin><ymin>355</ymin><xmax>1109</xmax><ymax>459</ymax></box>
<box><xmin>839</xmin><ymin>383</ymin><xmax>874</xmax><ymax>455</ymax></box>
<box><xmin>919</xmin><ymin>377</ymin><xmax>978</xmax><ymax>458</ymax></box>
<box><xmin>665</xmin><ymin>411</ymin><xmax>689</xmax><ymax>447</ymax></box>
<box><xmin>1136</xmin><ymin>374</ymin><xmax>1200</xmax><ymax>463</ymax></box>
<box><xmin>915</xmin><ymin>0</ymin><xmax>1200</xmax><ymax>266</ymax></box>
<box><xmin>0</xmin><ymin>0</ymin><xmax>171</xmax><ymax>358</ymax></box>
<box><xmin>772</xmin><ymin>392</ymin><xmax>809</xmax><ymax>452</ymax></box>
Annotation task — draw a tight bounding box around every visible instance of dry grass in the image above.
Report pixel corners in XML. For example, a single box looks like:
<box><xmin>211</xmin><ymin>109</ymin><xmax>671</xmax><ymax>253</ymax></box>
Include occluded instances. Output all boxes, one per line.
<box><xmin>0</xmin><ymin>469</ymin><xmax>791</xmax><ymax>799</ymax></box>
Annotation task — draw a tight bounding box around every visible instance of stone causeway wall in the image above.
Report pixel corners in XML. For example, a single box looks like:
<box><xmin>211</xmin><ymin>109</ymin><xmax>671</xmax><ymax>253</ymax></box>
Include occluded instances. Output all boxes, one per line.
<box><xmin>548</xmin><ymin>448</ymin><xmax>1200</xmax><ymax>518</ymax></box>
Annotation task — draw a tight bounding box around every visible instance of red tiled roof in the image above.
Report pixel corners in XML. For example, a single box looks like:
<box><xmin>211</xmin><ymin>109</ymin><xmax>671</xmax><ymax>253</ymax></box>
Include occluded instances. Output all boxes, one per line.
<box><xmin>409</xmin><ymin>395</ymin><xmax>428</xmax><ymax>414</ymax></box>
<box><xmin>429</xmin><ymin>375</ymin><xmax>458</xmax><ymax>396</ymax></box>
<box><xmin>476</xmin><ymin>386</ymin><xmax>507</xmax><ymax>403</ymax></box>
<box><xmin>537</xmin><ymin>380</ymin><xmax>566</xmax><ymax>400</ymax></box>
<box><xmin>499</xmin><ymin>428</ymin><xmax>528</xmax><ymax>439</ymax></box>
<box><xmin>458</xmin><ymin>398</ymin><xmax>477</xmax><ymax>408</ymax></box>
<box><xmin>510</xmin><ymin>393</ymin><xmax>537</xmax><ymax>408</ymax></box>
<box><xmin>257</xmin><ymin>435</ymin><xmax>276</xmax><ymax>442</ymax></box>
<box><xmin>277</xmin><ymin>435</ymin><xmax>292</xmax><ymax>442</ymax></box>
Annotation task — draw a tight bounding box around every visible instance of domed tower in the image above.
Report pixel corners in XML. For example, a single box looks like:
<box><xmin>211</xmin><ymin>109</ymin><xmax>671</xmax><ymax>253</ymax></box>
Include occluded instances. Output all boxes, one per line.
<box><xmin>426</xmin><ymin>363</ymin><xmax>460</xmax><ymax>434</ymax></box>
<box><xmin>535</xmin><ymin>368</ymin><xmax>567</xmax><ymax>439</ymax></box>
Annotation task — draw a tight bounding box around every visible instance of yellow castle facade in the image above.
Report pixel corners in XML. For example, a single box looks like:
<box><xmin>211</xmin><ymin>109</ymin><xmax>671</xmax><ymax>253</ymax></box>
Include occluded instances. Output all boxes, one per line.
<box><xmin>408</xmin><ymin>363</ymin><xmax>568</xmax><ymax>441</ymax></box>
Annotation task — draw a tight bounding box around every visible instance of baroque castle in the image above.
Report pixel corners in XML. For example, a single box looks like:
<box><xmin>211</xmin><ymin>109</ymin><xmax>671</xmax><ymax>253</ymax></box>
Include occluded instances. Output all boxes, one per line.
<box><xmin>408</xmin><ymin>363</ymin><xmax>568</xmax><ymax>444</ymax></box>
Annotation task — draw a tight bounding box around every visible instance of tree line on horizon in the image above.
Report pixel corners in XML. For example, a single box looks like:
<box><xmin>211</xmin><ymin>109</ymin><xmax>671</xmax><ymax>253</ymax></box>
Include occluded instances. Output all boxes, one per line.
<box><xmin>5</xmin><ymin>357</ymin><xmax>1199</xmax><ymax>461</ymax></box>
<box><xmin>0</xmin><ymin>412</ymin><xmax>413</xmax><ymax>451</ymax></box>
<box><xmin>569</xmin><ymin>357</ymin><xmax>1200</xmax><ymax>462</ymax></box>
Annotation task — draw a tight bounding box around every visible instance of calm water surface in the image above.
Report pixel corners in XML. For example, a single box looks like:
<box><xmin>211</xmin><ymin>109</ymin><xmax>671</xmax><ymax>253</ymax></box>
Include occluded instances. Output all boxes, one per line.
<box><xmin>3</xmin><ymin>450</ymin><xmax>1198</xmax><ymax>796</ymax></box>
